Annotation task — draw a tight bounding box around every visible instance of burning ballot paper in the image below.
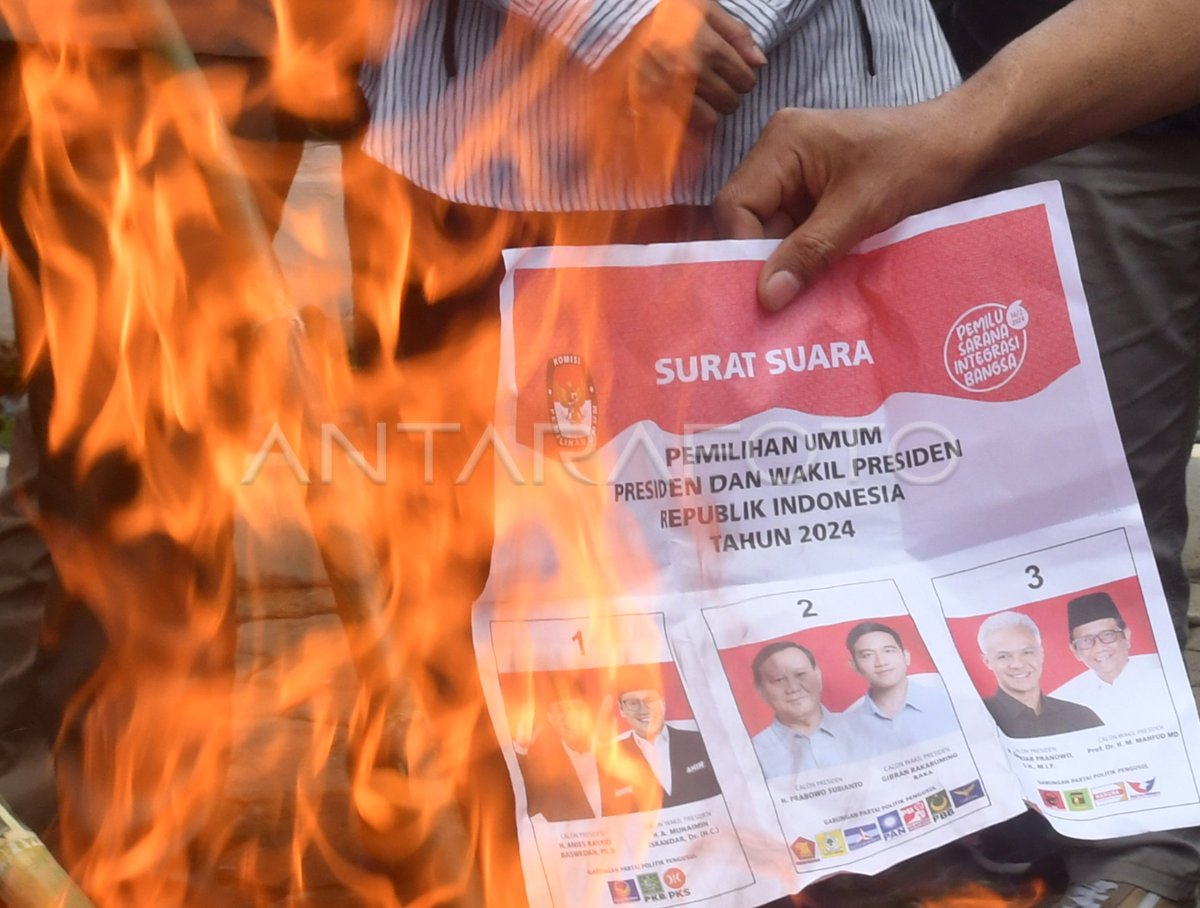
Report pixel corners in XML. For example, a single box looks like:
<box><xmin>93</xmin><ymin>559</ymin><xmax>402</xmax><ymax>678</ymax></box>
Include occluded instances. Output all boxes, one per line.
<box><xmin>470</xmin><ymin>183</ymin><xmax>1200</xmax><ymax>908</ymax></box>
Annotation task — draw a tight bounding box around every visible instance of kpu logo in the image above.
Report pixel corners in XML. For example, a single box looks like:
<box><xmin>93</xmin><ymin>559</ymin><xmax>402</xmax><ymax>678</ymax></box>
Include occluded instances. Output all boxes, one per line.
<box><xmin>547</xmin><ymin>354</ymin><xmax>597</xmax><ymax>448</ymax></box>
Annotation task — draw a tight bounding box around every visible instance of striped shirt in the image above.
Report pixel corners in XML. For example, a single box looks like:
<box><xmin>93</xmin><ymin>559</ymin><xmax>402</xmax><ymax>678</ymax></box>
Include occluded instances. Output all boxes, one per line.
<box><xmin>362</xmin><ymin>0</ymin><xmax>960</xmax><ymax>211</ymax></box>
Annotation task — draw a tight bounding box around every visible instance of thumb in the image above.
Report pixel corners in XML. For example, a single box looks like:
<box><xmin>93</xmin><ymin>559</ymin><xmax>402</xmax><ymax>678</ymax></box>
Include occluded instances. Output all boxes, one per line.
<box><xmin>758</xmin><ymin>197</ymin><xmax>866</xmax><ymax>310</ymax></box>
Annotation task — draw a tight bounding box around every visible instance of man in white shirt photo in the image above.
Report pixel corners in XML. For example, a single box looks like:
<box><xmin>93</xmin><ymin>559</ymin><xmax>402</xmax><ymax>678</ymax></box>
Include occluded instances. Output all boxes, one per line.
<box><xmin>843</xmin><ymin>621</ymin><xmax>960</xmax><ymax>750</ymax></box>
<box><xmin>600</xmin><ymin>671</ymin><xmax>720</xmax><ymax>815</ymax></box>
<box><xmin>1052</xmin><ymin>592</ymin><xmax>1166</xmax><ymax>729</ymax></box>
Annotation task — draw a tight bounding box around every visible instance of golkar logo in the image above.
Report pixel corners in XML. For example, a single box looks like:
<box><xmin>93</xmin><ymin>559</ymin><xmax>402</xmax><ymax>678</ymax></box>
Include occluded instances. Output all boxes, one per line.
<box><xmin>547</xmin><ymin>354</ymin><xmax>597</xmax><ymax>448</ymax></box>
<box><xmin>944</xmin><ymin>300</ymin><xmax>1029</xmax><ymax>392</ymax></box>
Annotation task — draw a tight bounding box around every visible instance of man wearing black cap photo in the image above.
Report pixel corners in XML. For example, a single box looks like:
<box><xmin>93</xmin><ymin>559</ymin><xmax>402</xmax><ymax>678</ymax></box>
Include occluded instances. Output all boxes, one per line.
<box><xmin>1051</xmin><ymin>592</ymin><xmax>1166</xmax><ymax>729</ymax></box>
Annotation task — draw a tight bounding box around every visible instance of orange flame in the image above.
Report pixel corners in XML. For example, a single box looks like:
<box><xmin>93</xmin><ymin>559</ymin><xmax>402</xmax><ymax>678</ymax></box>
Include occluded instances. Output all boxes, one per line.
<box><xmin>920</xmin><ymin>879</ymin><xmax>1048</xmax><ymax>908</ymax></box>
<box><xmin>0</xmin><ymin>0</ymin><xmax>724</xmax><ymax>904</ymax></box>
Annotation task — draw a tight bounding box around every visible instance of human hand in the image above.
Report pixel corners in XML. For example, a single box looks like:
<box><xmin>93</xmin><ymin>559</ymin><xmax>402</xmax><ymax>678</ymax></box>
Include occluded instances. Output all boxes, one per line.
<box><xmin>714</xmin><ymin>104</ymin><xmax>979</xmax><ymax>310</ymax></box>
<box><xmin>607</xmin><ymin>0</ymin><xmax>765</xmax><ymax>132</ymax></box>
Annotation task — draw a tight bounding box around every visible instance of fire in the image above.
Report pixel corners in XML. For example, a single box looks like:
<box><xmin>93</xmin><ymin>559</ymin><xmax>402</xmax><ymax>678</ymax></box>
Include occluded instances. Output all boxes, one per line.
<box><xmin>0</xmin><ymin>0</ymin><xmax>713</xmax><ymax>904</ymax></box>
<box><xmin>920</xmin><ymin>880</ymin><xmax>1048</xmax><ymax>907</ymax></box>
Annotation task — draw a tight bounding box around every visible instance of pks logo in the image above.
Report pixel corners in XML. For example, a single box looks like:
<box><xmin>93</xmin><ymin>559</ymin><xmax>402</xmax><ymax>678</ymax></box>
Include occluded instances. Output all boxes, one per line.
<box><xmin>608</xmin><ymin>879</ymin><xmax>641</xmax><ymax>903</ymax></box>
<box><xmin>547</xmin><ymin>354</ymin><xmax>597</xmax><ymax>448</ymax></box>
<box><xmin>877</xmin><ymin>810</ymin><xmax>905</xmax><ymax>840</ymax></box>
<box><xmin>663</xmin><ymin>868</ymin><xmax>687</xmax><ymax>891</ymax></box>
<box><xmin>901</xmin><ymin>800</ymin><xmax>932</xmax><ymax>830</ymax></box>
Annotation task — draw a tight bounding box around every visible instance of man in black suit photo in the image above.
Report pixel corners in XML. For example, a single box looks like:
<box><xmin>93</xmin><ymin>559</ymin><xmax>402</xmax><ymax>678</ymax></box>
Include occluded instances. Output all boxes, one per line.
<box><xmin>600</xmin><ymin>668</ymin><xmax>721</xmax><ymax>816</ymax></box>
<box><xmin>517</xmin><ymin>674</ymin><xmax>605</xmax><ymax>822</ymax></box>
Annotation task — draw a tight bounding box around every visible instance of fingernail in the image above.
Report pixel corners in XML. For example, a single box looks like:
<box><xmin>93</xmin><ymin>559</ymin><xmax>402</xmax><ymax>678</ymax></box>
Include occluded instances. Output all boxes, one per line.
<box><xmin>763</xmin><ymin>270</ymin><xmax>802</xmax><ymax>310</ymax></box>
<box><xmin>751</xmin><ymin>46</ymin><xmax>767</xmax><ymax>67</ymax></box>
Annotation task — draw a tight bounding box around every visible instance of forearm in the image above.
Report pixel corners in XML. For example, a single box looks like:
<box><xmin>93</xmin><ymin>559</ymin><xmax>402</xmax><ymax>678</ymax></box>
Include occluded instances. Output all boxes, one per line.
<box><xmin>934</xmin><ymin>0</ymin><xmax>1200</xmax><ymax>183</ymax></box>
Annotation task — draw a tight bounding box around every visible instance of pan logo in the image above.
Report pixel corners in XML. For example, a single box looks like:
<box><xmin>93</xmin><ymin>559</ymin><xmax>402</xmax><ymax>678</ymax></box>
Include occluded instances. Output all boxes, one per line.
<box><xmin>877</xmin><ymin>810</ymin><xmax>905</xmax><ymax>840</ymax></box>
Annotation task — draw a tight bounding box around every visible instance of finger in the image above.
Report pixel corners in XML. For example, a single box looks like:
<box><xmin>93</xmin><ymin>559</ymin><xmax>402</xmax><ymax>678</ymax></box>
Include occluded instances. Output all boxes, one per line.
<box><xmin>759</xmin><ymin>193</ymin><xmax>868</xmax><ymax>310</ymax></box>
<box><xmin>706</xmin><ymin>1</ymin><xmax>765</xmax><ymax>68</ymax></box>
<box><xmin>694</xmin><ymin>68</ymin><xmax>743</xmax><ymax>115</ymax></box>
<box><xmin>713</xmin><ymin>116</ymin><xmax>806</xmax><ymax>238</ymax></box>
<box><xmin>689</xmin><ymin>95</ymin><xmax>721</xmax><ymax>132</ymax></box>
<box><xmin>707</xmin><ymin>40</ymin><xmax>758</xmax><ymax>95</ymax></box>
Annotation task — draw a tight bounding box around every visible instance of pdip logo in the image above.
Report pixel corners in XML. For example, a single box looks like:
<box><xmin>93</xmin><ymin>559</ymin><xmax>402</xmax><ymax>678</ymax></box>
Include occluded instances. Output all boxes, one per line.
<box><xmin>944</xmin><ymin>301</ymin><xmax>1029</xmax><ymax>392</ymax></box>
<box><xmin>547</xmin><ymin>354</ymin><xmax>597</xmax><ymax>448</ymax></box>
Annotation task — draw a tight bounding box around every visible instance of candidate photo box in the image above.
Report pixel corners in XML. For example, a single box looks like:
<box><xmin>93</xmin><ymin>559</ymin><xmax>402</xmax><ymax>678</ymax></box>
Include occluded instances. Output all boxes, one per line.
<box><xmin>944</xmin><ymin>575</ymin><xmax>1157</xmax><ymax>700</ymax></box>
<box><xmin>717</xmin><ymin>612</ymin><xmax>941</xmax><ymax>735</ymax></box>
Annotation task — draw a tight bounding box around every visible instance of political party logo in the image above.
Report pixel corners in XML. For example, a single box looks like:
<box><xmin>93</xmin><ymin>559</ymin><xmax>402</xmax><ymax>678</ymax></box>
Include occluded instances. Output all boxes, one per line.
<box><xmin>546</xmin><ymin>354</ymin><xmax>597</xmax><ymax>448</ymax></box>
<box><xmin>608</xmin><ymin>879</ymin><xmax>641</xmax><ymax>903</ymax></box>
<box><xmin>1092</xmin><ymin>783</ymin><xmax>1128</xmax><ymax>806</ymax></box>
<box><xmin>818</xmin><ymin>830</ymin><xmax>847</xmax><ymax>857</ymax></box>
<box><xmin>927</xmin><ymin>790</ymin><xmax>955</xmax><ymax>821</ymax></box>
<box><xmin>845</xmin><ymin>824</ymin><xmax>881</xmax><ymax>851</ymax></box>
<box><xmin>1039</xmin><ymin>789</ymin><xmax>1066</xmax><ymax>810</ymax></box>
<box><xmin>901</xmin><ymin>800</ymin><xmax>932</xmax><ymax>831</ymax></box>
<box><xmin>950</xmin><ymin>779</ymin><xmax>985</xmax><ymax>807</ymax></box>
<box><xmin>1066</xmin><ymin>789</ymin><xmax>1094</xmax><ymax>812</ymax></box>
<box><xmin>663</xmin><ymin>868</ymin><xmax>687</xmax><ymax>891</ymax></box>
<box><xmin>636</xmin><ymin>873</ymin><xmax>664</xmax><ymax>898</ymax></box>
<box><xmin>877</xmin><ymin>810</ymin><xmax>905</xmax><ymax>840</ymax></box>
<box><xmin>944</xmin><ymin>300</ymin><xmax>1029</xmax><ymax>393</ymax></box>
<box><xmin>790</xmin><ymin>836</ymin><xmax>820</xmax><ymax>863</ymax></box>
<box><xmin>1128</xmin><ymin>779</ymin><xmax>1158</xmax><ymax>797</ymax></box>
